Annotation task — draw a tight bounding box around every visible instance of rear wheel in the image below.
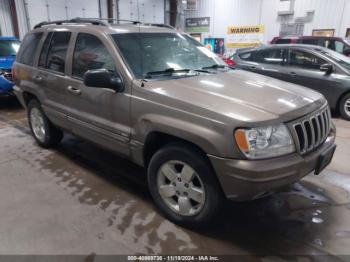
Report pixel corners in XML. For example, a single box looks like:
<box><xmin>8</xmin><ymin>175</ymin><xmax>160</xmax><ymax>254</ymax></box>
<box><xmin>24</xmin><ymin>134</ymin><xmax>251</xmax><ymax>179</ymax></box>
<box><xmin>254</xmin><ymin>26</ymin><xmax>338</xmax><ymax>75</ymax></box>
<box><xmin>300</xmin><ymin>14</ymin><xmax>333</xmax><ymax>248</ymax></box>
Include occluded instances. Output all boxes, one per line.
<box><xmin>339</xmin><ymin>93</ymin><xmax>350</xmax><ymax>121</ymax></box>
<box><xmin>27</xmin><ymin>99</ymin><xmax>63</xmax><ymax>148</ymax></box>
<box><xmin>147</xmin><ymin>143</ymin><xmax>223</xmax><ymax>227</ymax></box>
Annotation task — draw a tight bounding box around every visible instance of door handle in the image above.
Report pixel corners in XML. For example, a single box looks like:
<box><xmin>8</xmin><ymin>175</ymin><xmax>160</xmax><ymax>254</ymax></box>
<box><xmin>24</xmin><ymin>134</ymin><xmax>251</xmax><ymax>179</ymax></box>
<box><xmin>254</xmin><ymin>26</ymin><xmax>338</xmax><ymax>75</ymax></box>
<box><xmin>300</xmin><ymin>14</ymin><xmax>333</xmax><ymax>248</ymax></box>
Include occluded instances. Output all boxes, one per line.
<box><xmin>290</xmin><ymin>72</ymin><xmax>297</xmax><ymax>77</ymax></box>
<box><xmin>67</xmin><ymin>86</ymin><xmax>81</xmax><ymax>95</ymax></box>
<box><xmin>250</xmin><ymin>66</ymin><xmax>257</xmax><ymax>70</ymax></box>
<box><xmin>33</xmin><ymin>75</ymin><xmax>42</xmax><ymax>82</ymax></box>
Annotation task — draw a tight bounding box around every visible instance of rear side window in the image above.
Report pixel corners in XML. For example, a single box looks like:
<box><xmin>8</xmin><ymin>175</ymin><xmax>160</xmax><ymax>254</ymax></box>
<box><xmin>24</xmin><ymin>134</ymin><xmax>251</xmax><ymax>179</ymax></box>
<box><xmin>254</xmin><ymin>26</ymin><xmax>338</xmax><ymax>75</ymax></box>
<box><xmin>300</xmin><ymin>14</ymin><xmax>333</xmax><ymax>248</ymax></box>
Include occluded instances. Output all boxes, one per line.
<box><xmin>255</xmin><ymin>49</ymin><xmax>286</xmax><ymax>64</ymax></box>
<box><xmin>239</xmin><ymin>52</ymin><xmax>254</xmax><ymax>61</ymax></box>
<box><xmin>335</xmin><ymin>41</ymin><xmax>345</xmax><ymax>53</ymax></box>
<box><xmin>300</xmin><ymin>39</ymin><xmax>323</xmax><ymax>46</ymax></box>
<box><xmin>72</xmin><ymin>33</ymin><xmax>115</xmax><ymax>79</ymax></box>
<box><xmin>17</xmin><ymin>33</ymin><xmax>43</xmax><ymax>65</ymax></box>
<box><xmin>289</xmin><ymin>49</ymin><xmax>327</xmax><ymax>70</ymax></box>
<box><xmin>46</xmin><ymin>32</ymin><xmax>71</xmax><ymax>73</ymax></box>
<box><xmin>275</xmin><ymin>39</ymin><xmax>291</xmax><ymax>44</ymax></box>
<box><xmin>325</xmin><ymin>40</ymin><xmax>346</xmax><ymax>53</ymax></box>
<box><xmin>38</xmin><ymin>32</ymin><xmax>53</xmax><ymax>68</ymax></box>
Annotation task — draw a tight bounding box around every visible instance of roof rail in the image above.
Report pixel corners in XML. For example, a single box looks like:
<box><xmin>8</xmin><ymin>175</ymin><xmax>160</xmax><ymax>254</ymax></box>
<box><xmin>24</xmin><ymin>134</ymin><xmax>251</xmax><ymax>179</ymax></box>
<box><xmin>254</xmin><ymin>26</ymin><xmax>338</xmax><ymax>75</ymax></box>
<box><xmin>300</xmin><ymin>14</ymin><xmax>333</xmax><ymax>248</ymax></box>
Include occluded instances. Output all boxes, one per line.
<box><xmin>78</xmin><ymin>18</ymin><xmax>141</xmax><ymax>25</ymax></box>
<box><xmin>34</xmin><ymin>18</ymin><xmax>173</xmax><ymax>29</ymax></box>
<box><xmin>34</xmin><ymin>18</ymin><xmax>107</xmax><ymax>29</ymax></box>
<box><xmin>145</xmin><ymin>23</ymin><xmax>176</xmax><ymax>30</ymax></box>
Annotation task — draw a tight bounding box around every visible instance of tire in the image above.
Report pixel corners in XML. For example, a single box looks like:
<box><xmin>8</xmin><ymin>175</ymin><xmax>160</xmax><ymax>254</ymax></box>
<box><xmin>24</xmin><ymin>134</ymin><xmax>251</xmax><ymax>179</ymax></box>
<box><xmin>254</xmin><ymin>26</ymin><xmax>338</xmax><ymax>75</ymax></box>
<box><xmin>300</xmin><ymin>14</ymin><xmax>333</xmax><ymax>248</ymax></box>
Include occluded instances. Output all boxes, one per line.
<box><xmin>147</xmin><ymin>142</ymin><xmax>223</xmax><ymax>227</ymax></box>
<box><xmin>339</xmin><ymin>93</ymin><xmax>350</xmax><ymax>121</ymax></box>
<box><xmin>27</xmin><ymin>99</ymin><xmax>63</xmax><ymax>148</ymax></box>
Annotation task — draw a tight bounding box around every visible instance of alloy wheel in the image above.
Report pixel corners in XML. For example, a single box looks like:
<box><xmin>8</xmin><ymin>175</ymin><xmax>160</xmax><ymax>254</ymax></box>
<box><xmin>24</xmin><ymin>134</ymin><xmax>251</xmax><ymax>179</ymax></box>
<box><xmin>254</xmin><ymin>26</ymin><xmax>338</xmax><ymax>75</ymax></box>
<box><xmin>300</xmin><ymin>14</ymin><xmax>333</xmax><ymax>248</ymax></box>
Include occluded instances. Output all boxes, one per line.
<box><xmin>30</xmin><ymin>107</ymin><xmax>46</xmax><ymax>142</ymax></box>
<box><xmin>157</xmin><ymin>160</ymin><xmax>205</xmax><ymax>216</ymax></box>
<box><xmin>345</xmin><ymin>98</ymin><xmax>350</xmax><ymax>117</ymax></box>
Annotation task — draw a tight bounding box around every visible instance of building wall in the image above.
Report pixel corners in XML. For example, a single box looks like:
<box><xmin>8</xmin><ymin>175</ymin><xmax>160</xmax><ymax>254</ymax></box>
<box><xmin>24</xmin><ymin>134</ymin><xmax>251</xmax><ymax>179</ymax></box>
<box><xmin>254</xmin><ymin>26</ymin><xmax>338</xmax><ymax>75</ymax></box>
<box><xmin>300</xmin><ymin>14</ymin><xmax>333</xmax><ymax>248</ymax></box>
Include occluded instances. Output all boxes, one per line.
<box><xmin>23</xmin><ymin>0</ymin><xmax>101</xmax><ymax>30</ymax></box>
<box><xmin>0</xmin><ymin>0</ymin><xmax>164</xmax><ymax>39</ymax></box>
<box><xmin>184</xmin><ymin>0</ymin><xmax>350</xmax><ymax>47</ymax></box>
<box><xmin>118</xmin><ymin>0</ymin><xmax>164</xmax><ymax>23</ymax></box>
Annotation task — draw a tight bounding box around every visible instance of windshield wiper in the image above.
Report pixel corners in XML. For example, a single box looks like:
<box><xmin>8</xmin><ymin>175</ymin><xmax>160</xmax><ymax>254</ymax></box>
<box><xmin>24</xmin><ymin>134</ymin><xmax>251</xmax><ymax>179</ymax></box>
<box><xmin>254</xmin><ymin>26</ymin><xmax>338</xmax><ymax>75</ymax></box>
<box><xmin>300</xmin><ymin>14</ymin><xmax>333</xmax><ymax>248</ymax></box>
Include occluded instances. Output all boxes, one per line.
<box><xmin>144</xmin><ymin>68</ymin><xmax>213</xmax><ymax>79</ymax></box>
<box><xmin>144</xmin><ymin>68</ymin><xmax>192</xmax><ymax>79</ymax></box>
<box><xmin>201</xmin><ymin>64</ymin><xmax>227</xmax><ymax>70</ymax></box>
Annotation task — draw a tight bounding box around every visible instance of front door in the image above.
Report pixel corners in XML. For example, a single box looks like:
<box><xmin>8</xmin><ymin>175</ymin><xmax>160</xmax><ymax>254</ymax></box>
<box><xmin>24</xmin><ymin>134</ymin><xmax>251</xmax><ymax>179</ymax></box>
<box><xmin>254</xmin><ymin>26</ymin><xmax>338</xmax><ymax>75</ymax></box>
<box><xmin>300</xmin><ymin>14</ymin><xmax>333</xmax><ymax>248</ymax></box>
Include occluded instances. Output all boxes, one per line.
<box><xmin>64</xmin><ymin>33</ymin><xmax>131</xmax><ymax>156</ymax></box>
<box><xmin>36</xmin><ymin>31</ymin><xmax>73</xmax><ymax>130</ymax></box>
<box><xmin>284</xmin><ymin>48</ymin><xmax>343</xmax><ymax>106</ymax></box>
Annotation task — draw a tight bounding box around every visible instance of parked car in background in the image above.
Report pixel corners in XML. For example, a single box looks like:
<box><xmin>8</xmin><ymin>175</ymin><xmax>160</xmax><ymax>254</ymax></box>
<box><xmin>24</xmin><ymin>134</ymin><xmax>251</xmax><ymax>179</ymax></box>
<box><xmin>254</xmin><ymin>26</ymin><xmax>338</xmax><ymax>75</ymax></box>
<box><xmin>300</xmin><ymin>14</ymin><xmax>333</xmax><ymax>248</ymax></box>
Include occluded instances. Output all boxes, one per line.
<box><xmin>221</xmin><ymin>55</ymin><xmax>236</xmax><ymax>67</ymax></box>
<box><xmin>0</xmin><ymin>37</ymin><xmax>20</xmax><ymax>96</ymax></box>
<box><xmin>270</xmin><ymin>36</ymin><xmax>350</xmax><ymax>57</ymax></box>
<box><xmin>231</xmin><ymin>44</ymin><xmax>350</xmax><ymax>120</ymax></box>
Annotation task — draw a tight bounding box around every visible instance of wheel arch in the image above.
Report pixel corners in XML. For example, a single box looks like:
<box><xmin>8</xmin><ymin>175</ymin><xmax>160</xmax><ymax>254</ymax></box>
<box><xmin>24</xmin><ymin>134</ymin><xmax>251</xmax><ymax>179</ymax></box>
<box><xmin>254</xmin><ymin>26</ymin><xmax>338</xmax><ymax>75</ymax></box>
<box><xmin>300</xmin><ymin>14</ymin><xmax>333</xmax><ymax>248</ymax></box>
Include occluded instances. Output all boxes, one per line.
<box><xmin>22</xmin><ymin>91</ymin><xmax>39</xmax><ymax>106</ymax></box>
<box><xmin>336</xmin><ymin>90</ymin><xmax>350</xmax><ymax>113</ymax></box>
<box><xmin>143</xmin><ymin>131</ymin><xmax>211</xmax><ymax>169</ymax></box>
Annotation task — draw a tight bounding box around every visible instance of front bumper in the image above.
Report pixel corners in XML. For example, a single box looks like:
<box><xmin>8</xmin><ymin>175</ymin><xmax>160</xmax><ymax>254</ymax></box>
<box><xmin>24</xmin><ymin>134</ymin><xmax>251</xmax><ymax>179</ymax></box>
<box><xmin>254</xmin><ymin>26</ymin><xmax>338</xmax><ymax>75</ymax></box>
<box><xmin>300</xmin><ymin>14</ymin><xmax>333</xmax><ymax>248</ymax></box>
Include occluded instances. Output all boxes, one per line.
<box><xmin>208</xmin><ymin>128</ymin><xmax>336</xmax><ymax>201</ymax></box>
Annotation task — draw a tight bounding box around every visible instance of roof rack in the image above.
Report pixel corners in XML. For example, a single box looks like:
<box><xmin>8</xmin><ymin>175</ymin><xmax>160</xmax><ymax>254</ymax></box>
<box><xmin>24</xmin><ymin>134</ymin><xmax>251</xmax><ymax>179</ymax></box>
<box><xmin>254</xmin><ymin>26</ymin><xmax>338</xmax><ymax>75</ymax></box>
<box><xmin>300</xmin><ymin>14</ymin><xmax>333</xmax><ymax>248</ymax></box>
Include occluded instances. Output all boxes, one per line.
<box><xmin>145</xmin><ymin>23</ymin><xmax>176</xmax><ymax>29</ymax></box>
<box><xmin>34</xmin><ymin>17</ymin><xmax>174</xmax><ymax>30</ymax></box>
<box><xmin>34</xmin><ymin>18</ymin><xmax>107</xmax><ymax>29</ymax></box>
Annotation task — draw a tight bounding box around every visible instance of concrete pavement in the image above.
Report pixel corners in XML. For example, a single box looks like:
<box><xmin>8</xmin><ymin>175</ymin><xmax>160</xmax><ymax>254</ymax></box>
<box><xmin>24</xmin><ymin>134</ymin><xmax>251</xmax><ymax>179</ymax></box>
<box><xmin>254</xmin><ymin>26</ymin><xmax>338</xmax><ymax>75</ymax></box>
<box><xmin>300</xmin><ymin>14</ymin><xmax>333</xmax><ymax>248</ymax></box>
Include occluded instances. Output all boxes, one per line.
<box><xmin>0</xmin><ymin>98</ymin><xmax>350</xmax><ymax>260</ymax></box>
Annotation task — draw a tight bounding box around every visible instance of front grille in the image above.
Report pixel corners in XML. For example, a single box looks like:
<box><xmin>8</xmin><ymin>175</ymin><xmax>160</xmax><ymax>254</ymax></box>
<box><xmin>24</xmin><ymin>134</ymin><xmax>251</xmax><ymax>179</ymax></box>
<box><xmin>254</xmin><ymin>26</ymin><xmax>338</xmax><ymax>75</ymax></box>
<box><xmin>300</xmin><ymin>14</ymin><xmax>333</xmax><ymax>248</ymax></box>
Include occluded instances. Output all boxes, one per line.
<box><xmin>290</xmin><ymin>106</ymin><xmax>331</xmax><ymax>155</ymax></box>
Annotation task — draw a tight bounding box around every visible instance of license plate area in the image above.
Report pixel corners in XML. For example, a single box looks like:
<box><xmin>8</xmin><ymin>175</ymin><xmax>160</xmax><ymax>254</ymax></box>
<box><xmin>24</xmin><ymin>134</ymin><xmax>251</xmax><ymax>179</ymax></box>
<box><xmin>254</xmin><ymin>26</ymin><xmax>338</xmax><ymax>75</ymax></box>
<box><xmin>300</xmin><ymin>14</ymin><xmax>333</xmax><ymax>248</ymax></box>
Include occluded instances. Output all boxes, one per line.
<box><xmin>314</xmin><ymin>144</ymin><xmax>336</xmax><ymax>175</ymax></box>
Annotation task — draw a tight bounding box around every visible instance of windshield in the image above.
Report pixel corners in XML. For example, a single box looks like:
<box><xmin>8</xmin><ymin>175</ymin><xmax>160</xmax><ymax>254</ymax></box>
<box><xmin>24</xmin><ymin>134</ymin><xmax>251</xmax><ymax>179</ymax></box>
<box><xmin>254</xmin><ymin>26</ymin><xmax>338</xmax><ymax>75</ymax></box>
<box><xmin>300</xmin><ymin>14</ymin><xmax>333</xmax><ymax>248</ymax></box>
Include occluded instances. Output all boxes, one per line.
<box><xmin>112</xmin><ymin>33</ymin><xmax>225</xmax><ymax>79</ymax></box>
<box><xmin>0</xmin><ymin>40</ymin><xmax>20</xmax><ymax>57</ymax></box>
<box><xmin>321</xmin><ymin>49</ymin><xmax>350</xmax><ymax>71</ymax></box>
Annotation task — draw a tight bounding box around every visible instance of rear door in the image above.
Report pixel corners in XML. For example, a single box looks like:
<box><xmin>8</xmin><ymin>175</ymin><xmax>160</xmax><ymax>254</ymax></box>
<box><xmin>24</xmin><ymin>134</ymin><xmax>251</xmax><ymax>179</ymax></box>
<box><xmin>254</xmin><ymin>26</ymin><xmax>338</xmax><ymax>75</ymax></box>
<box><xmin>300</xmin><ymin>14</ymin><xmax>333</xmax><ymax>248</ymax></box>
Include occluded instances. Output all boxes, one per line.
<box><xmin>253</xmin><ymin>48</ymin><xmax>288</xmax><ymax>80</ymax></box>
<box><xmin>63</xmin><ymin>33</ymin><xmax>131</xmax><ymax>156</ymax></box>
<box><xmin>36</xmin><ymin>31</ymin><xmax>72</xmax><ymax>129</ymax></box>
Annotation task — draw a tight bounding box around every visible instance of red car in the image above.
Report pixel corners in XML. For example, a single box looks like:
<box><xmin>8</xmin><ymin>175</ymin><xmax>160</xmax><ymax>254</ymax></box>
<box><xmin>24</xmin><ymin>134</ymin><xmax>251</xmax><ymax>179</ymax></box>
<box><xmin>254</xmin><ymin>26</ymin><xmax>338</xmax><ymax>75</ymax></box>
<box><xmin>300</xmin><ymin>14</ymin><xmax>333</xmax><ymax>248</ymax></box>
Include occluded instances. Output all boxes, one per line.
<box><xmin>218</xmin><ymin>55</ymin><xmax>236</xmax><ymax>67</ymax></box>
<box><xmin>271</xmin><ymin>36</ymin><xmax>350</xmax><ymax>56</ymax></box>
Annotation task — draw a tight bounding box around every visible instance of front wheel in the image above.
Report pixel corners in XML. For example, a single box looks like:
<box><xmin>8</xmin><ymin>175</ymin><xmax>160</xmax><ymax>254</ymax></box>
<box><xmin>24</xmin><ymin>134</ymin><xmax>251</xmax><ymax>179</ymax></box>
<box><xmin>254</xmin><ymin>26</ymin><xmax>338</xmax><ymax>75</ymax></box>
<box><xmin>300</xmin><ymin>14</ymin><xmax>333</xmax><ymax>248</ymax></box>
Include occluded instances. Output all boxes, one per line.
<box><xmin>147</xmin><ymin>143</ymin><xmax>223</xmax><ymax>227</ymax></box>
<box><xmin>339</xmin><ymin>93</ymin><xmax>350</xmax><ymax>121</ymax></box>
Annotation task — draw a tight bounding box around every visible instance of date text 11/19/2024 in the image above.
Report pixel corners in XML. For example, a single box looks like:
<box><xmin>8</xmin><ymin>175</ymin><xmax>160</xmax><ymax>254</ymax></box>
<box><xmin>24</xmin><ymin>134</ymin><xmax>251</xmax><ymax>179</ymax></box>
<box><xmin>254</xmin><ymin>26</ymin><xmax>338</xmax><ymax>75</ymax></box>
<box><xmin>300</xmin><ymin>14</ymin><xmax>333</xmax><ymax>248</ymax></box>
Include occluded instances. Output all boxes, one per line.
<box><xmin>127</xmin><ymin>255</ymin><xmax>220</xmax><ymax>261</ymax></box>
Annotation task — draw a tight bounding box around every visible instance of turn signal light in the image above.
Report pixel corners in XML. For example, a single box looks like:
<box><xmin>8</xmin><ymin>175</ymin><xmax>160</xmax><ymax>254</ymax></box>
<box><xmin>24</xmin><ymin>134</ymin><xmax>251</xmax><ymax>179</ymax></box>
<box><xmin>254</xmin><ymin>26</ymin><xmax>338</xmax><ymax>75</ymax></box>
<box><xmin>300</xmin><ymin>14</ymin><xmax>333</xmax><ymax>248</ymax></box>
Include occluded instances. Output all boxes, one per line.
<box><xmin>234</xmin><ymin>129</ymin><xmax>249</xmax><ymax>153</ymax></box>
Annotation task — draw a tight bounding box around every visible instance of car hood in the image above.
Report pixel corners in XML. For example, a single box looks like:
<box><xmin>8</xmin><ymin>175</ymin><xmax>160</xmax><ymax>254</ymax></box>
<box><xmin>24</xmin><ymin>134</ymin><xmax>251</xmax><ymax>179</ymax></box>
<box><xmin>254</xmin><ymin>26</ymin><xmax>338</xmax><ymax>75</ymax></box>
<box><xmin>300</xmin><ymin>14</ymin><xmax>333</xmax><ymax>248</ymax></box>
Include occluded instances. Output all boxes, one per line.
<box><xmin>145</xmin><ymin>70</ymin><xmax>326</xmax><ymax>124</ymax></box>
<box><xmin>0</xmin><ymin>56</ymin><xmax>15</xmax><ymax>70</ymax></box>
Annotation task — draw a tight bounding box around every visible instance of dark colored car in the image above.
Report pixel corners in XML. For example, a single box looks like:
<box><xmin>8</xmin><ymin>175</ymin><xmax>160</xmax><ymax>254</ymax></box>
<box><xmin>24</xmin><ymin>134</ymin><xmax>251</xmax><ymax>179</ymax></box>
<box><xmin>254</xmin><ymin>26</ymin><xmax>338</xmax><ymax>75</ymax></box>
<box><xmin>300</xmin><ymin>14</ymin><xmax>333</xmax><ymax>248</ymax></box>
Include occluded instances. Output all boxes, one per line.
<box><xmin>231</xmin><ymin>44</ymin><xmax>350</xmax><ymax>120</ymax></box>
<box><xmin>270</xmin><ymin>36</ymin><xmax>350</xmax><ymax>57</ymax></box>
<box><xmin>0</xmin><ymin>37</ymin><xmax>21</xmax><ymax>96</ymax></box>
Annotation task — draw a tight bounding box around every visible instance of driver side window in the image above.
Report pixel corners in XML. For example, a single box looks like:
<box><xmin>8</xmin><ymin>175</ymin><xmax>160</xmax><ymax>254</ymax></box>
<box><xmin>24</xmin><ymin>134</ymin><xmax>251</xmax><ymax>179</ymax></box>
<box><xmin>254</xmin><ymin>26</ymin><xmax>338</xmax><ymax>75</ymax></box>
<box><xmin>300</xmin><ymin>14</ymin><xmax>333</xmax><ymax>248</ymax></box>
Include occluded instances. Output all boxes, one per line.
<box><xmin>72</xmin><ymin>33</ymin><xmax>115</xmax><ymax>79</ymax></box>
<box><xmin>289</xmin><ymin>49</ymin><xmax>327</xmax><ymax>70</ymax></box>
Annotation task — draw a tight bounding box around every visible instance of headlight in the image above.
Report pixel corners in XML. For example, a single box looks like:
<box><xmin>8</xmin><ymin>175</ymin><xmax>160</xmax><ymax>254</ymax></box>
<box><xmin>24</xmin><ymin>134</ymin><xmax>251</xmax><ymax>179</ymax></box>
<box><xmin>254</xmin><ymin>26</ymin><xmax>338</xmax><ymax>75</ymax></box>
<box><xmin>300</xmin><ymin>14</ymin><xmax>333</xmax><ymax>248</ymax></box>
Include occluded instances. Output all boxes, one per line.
<box><xmin>234</xmin><ymin>124</ymin><xmax>295</xmax><ymax>159</ymax></box>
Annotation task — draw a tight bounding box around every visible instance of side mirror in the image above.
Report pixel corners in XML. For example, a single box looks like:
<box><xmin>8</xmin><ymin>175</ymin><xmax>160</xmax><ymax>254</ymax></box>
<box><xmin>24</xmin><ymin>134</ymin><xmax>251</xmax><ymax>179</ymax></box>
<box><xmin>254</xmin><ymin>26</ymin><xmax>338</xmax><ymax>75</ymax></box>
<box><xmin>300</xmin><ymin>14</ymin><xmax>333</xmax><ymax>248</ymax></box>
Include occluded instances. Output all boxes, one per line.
<box><xmin>320</xmin><ymin>64</ymin><xmax>333</xmax><ymax>74</ymax></box>
<box><xmin>84</xmin><ymin>69</ymin><xmax>123</xmax><ymax>92</ymax></box>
